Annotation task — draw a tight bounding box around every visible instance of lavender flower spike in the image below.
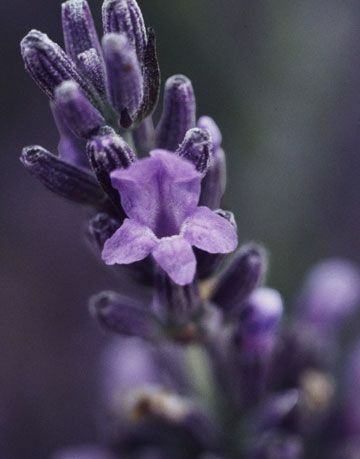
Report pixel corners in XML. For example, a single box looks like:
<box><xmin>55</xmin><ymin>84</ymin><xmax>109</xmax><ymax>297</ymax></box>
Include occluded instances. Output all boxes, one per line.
<box><xmin>54</xmin><ymin>81</ymin><xmax>105</xmax><ymax>139</ymax></box>
<box><xmin>102</xmin><ymin>150</ymin><xmax>238</xmax><ymax>285</ymax></box>
<box><xmin>62</xmin><ymin>0</ymin><xmax>102</xmax><ymax>63</ymax></box>
<box><xmin>176</xmin><ymin>128</ymin><xmax>213</xmax><ymax>175</ymax></box>
<box><xmin>20</xmin><ymin>30</ymin><xmax>95</xmax><ymax>103</ymax></box>
<box><xmin>102</xmin><ymin>33</ymin><xmax>144</xmax><ymax>121</ymax></box>
<box><xmin>156</xmin><ymin>75</ymin><xmax>196</xmax><ymax>151</ymax></box>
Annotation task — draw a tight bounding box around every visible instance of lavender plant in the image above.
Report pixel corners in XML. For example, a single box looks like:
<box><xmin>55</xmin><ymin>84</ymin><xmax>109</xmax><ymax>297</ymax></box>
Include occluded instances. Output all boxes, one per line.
<box><xmin>20</xmin><ymin>1</ymin><xmax>360</xmax><ymax>458</ymax></box>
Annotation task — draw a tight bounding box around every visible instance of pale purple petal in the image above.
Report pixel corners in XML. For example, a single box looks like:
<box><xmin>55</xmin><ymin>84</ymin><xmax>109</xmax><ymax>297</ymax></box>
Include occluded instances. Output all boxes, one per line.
<box><xmin>102</xmin><ymin>218</ymin><xmax>157</xmax><ymax>265</ymax></box>
<box><xmin>110</xmin><ymin>150</ymin><xmax>201</xmax><ymax>237</ymax></box>
<box><xmin>152</xmin><ymin>236</ymin><xmax>196</xmax><ymax>286</ymax></box>
<box><xmin>181</xmin><ymin>206</ymin><xmax>238</xmax><ymax>254</ymax></box>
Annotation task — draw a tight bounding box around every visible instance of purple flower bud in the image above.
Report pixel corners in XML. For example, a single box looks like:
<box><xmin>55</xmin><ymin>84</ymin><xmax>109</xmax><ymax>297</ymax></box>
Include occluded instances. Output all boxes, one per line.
<box><xmin>50</xmin><ymin>101</ymin><xmax>87</xmax><ymax>167</ymax></box>
<box><xmin>20</xmin><ymin>145</ymin><xmax>106</xmax><ymax>208</ymax></box>
<box><xmin>197</xmin><ymin>116</ymin><xmax>222</xmax><ymax>152</ymax></box>
<box><xmin>20</xmin><ymin>30</ymin><xmax>95</xmax><ymax>103</ymax></box>
<box><xmin>61</xmin><ymin>0</ymin><xmax>102</xmax><ymax>63</ymax></box>
<box><xmin>196</xmin><ymin>210</ymin><xmax>237</xmax><ymax>280</ymax></box>
<box><xmin>228</xmin><ymin>288</ymin><xmax>283</xmax><ymax>408</ymax></box>
<box><xmin>102</xmin><ymin>0</ymin><xmax>147</xmax><ymax>65</ymax></box>
<box><xmin>156</xmin><ymin>75</ymin><xmax>196</xmax><ymax>151</ymax></box>
<box><xmin>238</xmin><ymin>288</ymin><xmax>283</xmax><ymax>347</ymax></box>
<box><xmin>77</xmin><ymin>48</ymin><xmax>106</xmax><ymax>98</ymax></box>
<box><xmin>296</xmin><ymin>259</ymin><xmax>360</xmax><ymax>332</ymax></box>
<box><xmin>87</xmin><ymin>128</ymin><xmax>136</xmax><ymax>208</ymax></box>
<box><xmin>54</xmin><ymin>81</ymin><xmax>105</xmax><ymax>139</ymax></box>
<box><xmin>135</xmin><ymin>28</ymin><xmax>161</xmax><ymax>122</ymax></box>
<box><xmin>199</xmin><ymin>148</ymin><xmax>226</xmax><ymax>210</ymax></box>
<box><xmin>133</xmin><ymin>117</ymin><xmax>156</xmax><ymax>154</ymax></box>
<box><xmin>211</xmin><ymin>244</ymin><xmax>267</xmax><ymax>314</ymax></box>
<box><xmin>102</xmin><ymin>32</ymin><xmax>144</xmax><ymax>122</ymax></box>
<box><xmin>90</xmin><ymin>291</ymin><xmax>158</xmax><ymax>339</ymax></box>
<box><xmin>87</xmin><ymin>213</ymin><xmax>120</xmax><ymax>251</ymax></box>
<box><xmin>51</xmin><ymin>446</ymin><xmax>116</xmax><ymax>459</ymax></box>
<box><xmin>152</xmin><ymin>268</ymin><xmax>201</xmax><ymax>329</ymax></box>
<box><xmin>176</xmin><ymin>128</ymin><xmax>213</xmax><ymax>175</ymax></box>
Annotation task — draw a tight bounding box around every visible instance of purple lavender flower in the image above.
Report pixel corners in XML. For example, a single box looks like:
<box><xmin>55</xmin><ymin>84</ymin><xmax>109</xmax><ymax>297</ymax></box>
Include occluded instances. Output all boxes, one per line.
<box><xmin>19</xmin><ymin>1</ymin><xmax>360</xmax><ymax>459</ymax></box>
<box><xmin>102</xmin><ymin>150</ymin><xmax>238</xmax><ymax>285</ymax></box>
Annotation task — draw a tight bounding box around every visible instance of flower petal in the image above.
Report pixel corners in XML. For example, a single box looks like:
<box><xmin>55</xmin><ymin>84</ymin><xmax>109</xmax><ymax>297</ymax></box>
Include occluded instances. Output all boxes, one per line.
<box><xmin>102</xmin><ymin>218</ymin><xmax>157</xmax><ymax>265</ymax></box>
<box><xmin>110</xmin><ymin>150</ymin><xmax>201</xmax><ymax>236</ymax></box>
<box><xmin>152</xmin><ymin>236</ymin><xmax>196</xmax><ymax>286</ymax></box>
<box><xmin>181</xmin><ymin>206</ymin><xmax>238</xmax><ymax>254</ymax></box>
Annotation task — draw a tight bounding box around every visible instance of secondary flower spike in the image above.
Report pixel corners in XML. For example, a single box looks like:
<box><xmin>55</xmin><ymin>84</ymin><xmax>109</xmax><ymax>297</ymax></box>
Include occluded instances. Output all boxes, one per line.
<box><xmin>102</xmin><ymin>150</ymin><xmax>238</xmax><ymax>285</ymax></box>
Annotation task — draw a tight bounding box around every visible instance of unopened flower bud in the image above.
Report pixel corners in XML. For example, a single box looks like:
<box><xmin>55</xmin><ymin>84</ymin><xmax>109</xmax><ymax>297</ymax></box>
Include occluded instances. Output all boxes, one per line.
<box><xmin>238</xmin><ymin>287</ymin><xmax>283</xmax><ymax>350</ymax></box>
<box><xmin>156</xmin><ymin>75</ymin><xmax>196</xmax><ymax>151</ymax></box>
<box><xmin>176</xmin><ymin>128</ymin><xmax>213</xmax><ymax>175</ymax></box>
<box><xmin>77</xmin><ymin>48</ymin><xmax>106</xmax><ymax>97</ymax></box>
<box><xmin>102</xmin><ymin>0</ymin><xmax>147</xmax><ymax>64</ymax></box>
<box><xmin>90</xmin><ymin>291</ymin><xmax>158</xmax><ymax>339</ymax></box>
<box><xmin>211</xmin><ymin>244</ymin><xmax>267</xmax><ymax>313</ymax></box>
<box><xmin>87</xmin><ymin>128</ymin><xmax>135</xmax><ymax>208</ymax></box>
<box><xmin>61</xmin><ymin>0</ymin><xmax>102</xmax><ymax>63</ymax></box>
<box><xmin>199</xmin><ymin>148</ymin><xmax>227</xmax><ymax>210</ymax></box>
<box><xmin>50</xmin><ymin>101</ymin><xmax>87</xmax><ymax>167</ymax></box>
<box><xmin>20</xmin><ymin>30</ymin><xmax>95</xmax><ymax>103</ymax></box>
<box><xmin>54</xmin><ymin>80</ymin><xmax>105</xmax><ymax>139</ymax></box>
<box><xmin>20</xmin><ymin>145</ymin><xmax>106</xmax><ymax>208</ymax></box>
<box><xmin>198</xmin><ymin>116</ymin><xmax>222</xmax><ymax>152</ymax></box>
<box><xmin>102</xmin><ymin>33</ymin><xmax>144</xmax><ymax>121</ymax></box>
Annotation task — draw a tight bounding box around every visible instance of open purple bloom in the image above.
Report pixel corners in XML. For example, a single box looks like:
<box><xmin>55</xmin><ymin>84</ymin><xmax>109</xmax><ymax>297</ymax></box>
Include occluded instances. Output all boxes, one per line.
<box><xmin>102</xmin><ymin>149</ymin><xmax>238</xmax><ymax>285</ymax></box>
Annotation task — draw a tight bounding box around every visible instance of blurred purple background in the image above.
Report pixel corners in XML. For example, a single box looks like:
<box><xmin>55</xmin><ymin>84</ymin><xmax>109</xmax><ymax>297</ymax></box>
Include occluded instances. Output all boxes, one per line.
<box><xmin>2</xmin><ymin>0</ymin><xmax>360</xmax><ymax>457</ymax></box>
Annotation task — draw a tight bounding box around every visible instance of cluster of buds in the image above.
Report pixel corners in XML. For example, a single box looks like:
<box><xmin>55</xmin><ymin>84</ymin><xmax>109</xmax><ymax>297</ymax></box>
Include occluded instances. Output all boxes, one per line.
<box><xmin>20</xmin><ymin>1</ymin><xmax>360</xmax><ymax>459</ymax></box>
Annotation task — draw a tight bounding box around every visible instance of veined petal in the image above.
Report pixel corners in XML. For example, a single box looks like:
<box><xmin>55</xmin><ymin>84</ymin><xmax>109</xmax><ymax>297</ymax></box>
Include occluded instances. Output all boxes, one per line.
<box><xmin>110</xmin><ymin>150</ymin><xmax>201</xmax><ymax>237</ymax></box>
<box><xmin>181</xmin><ymin>206</ymin><xmax>238</xmax><ymax>254</ymax></box>
<box><xmin>152</xmin><ymin>236</ymin><xmax>196</xmax><ymax>286</ymax></box>
<box><xmin>102</xmin><ymin>218</ymin><xmax>157</xmax><ymax>265</ymax></box>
